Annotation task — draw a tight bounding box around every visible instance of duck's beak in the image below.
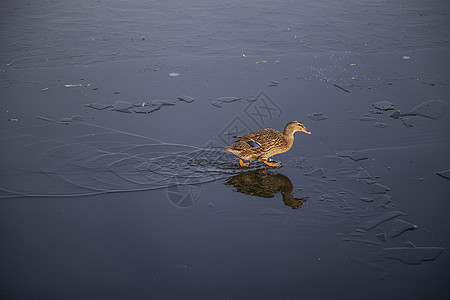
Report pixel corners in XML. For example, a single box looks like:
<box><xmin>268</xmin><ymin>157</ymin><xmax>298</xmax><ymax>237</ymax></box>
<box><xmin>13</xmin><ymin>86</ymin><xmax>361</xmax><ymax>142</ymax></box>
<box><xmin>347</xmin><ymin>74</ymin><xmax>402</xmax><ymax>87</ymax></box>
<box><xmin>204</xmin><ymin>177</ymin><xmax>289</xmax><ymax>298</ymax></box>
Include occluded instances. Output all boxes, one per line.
<box><xmin>302</xmin><ymin>128</ymin><xmax>311</xmax><ymax>134</ymax></box>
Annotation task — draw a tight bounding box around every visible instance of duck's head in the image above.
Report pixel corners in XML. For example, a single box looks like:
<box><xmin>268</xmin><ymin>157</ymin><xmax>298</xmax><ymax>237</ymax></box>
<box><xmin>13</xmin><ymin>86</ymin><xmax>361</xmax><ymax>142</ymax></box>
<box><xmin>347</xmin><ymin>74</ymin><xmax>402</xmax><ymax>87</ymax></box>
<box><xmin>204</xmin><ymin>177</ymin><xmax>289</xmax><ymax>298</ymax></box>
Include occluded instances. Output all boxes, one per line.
<box><xmin>285</xmin><ymin>121</ymin><xmax>311</xmax><ymax>135</ymax></box>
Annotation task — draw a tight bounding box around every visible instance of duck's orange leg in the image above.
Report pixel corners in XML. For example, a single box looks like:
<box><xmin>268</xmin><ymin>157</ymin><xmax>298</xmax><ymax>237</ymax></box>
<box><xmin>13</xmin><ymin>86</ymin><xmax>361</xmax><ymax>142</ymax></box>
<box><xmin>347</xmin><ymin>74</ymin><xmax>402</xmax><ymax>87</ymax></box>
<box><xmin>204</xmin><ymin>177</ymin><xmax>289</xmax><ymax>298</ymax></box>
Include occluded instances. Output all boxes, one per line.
<box><xmin>239</xmin><ymin>158</ymin><xmax>249</xmax><ymax>167</ymax></box>
<box><xmin>263</xmin><ymin>160</ymin><xmax>281</xmax><ymax>167</ymax></box>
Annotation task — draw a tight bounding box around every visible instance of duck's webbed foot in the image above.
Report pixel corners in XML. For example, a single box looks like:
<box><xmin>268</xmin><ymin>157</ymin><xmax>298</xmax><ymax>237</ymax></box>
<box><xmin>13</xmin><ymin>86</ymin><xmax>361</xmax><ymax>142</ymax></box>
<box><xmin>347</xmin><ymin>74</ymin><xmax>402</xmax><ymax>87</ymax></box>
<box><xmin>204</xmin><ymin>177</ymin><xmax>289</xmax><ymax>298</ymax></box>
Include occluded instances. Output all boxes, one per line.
<box><xmin>263</xmin><ymin>160</ymin><xmax>281</xmax><ymax>167</ymax></box>
<box><xmin>239</xmin><ymin>158</ymin><xmax>249</xmax><ymax>167</ymax></box>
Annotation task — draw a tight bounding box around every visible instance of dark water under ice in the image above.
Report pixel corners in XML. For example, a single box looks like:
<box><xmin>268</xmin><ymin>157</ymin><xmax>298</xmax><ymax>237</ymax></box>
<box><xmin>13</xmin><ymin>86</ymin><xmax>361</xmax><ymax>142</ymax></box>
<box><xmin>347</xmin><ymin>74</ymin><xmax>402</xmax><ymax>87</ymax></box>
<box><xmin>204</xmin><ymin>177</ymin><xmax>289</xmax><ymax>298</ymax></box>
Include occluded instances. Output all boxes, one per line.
<box><xmin>1</xmin><ymin>0</ymin><xmax>450</xmax><ymax>299</ymax></box>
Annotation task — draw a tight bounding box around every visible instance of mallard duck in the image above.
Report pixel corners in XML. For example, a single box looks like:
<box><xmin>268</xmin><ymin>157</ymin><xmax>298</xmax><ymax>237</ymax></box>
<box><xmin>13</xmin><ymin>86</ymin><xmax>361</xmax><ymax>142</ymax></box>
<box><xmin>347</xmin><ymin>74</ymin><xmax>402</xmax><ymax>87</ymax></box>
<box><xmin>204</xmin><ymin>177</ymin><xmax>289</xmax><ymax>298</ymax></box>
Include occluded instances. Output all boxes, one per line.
<box><xmin>224</xmin><ymin>121</ymin><xmax>311</xmax><ymax>167</ymax></box>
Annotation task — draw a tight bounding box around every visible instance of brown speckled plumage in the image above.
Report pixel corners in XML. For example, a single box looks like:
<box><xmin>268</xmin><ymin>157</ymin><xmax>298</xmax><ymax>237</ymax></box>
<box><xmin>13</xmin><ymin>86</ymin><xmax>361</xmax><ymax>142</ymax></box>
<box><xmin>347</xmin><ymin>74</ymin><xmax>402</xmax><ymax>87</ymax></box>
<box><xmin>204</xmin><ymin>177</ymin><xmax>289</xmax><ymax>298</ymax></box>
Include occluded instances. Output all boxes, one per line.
<box><xmin>224</xmin><ymin>121</ymin><xmax>311</xmax><ymax>167</ymax></box>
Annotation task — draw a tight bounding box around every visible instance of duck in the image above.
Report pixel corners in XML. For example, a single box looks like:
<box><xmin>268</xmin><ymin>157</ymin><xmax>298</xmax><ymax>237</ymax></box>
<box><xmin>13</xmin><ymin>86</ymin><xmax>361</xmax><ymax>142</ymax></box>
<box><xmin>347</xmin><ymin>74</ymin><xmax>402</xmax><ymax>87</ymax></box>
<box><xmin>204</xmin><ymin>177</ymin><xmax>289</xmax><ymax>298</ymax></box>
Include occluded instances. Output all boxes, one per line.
<box><xmin>224</xmin><ymin>121</ymin><xmax>311</xmax><ymax>167</ymax></box>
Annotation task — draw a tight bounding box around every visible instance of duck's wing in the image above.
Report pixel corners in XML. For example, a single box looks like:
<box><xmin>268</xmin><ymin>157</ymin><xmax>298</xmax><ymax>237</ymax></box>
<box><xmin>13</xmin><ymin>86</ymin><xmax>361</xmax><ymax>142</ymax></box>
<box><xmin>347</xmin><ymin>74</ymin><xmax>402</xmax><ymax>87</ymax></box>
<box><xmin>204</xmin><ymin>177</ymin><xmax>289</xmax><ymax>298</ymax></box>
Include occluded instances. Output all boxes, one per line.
<box><xmin>246</xmin><ymin>140</ymin><xmax>261</xmax><ymax>148</ymax></box>
<box><xmin>234</xmin><ymin>128</ymin><xmax>273</xmax><ymax>140</ymax></box>
<box><xmin>232</xmin><ymin>135</ymin><xmax>261</xmax><ymax>148</ymax></box>
<box><xmin>240</xmin><ymin>129</ymin><xmax>283</xmax><ymax>147</ymax></box>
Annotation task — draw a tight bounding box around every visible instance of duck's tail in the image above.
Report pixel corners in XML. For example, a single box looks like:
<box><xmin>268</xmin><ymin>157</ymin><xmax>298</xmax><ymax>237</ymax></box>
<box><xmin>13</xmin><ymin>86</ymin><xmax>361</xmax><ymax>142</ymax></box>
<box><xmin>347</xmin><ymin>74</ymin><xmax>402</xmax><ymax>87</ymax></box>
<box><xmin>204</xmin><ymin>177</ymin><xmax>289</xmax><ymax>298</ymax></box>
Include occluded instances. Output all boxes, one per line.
<box><xmin>224</xmin><ymin>146</ymin><xmax>239</xmax><ymax>156</ymax></box>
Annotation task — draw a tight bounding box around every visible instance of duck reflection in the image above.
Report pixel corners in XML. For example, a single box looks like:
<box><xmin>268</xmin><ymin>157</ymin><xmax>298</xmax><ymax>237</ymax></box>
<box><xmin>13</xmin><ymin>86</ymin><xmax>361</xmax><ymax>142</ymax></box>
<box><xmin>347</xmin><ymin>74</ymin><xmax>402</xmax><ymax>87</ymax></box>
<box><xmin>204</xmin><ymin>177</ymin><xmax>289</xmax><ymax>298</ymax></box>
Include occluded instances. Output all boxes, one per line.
<box><xmin>225</xmin><ymin>170</ymin><xmax>308</xmax><ymax>209</ymax></box>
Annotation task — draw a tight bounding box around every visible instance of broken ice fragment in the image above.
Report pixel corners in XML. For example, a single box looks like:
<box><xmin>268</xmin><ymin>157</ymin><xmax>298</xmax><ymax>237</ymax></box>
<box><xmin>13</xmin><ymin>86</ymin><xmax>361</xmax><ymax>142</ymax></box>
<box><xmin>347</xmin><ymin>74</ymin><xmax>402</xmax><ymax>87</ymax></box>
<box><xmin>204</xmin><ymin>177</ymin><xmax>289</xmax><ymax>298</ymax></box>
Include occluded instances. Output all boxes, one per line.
<box><xmin>373</xmin><ymin>101</ymin><xmax>395</xmax><ymax>111</ymax></box>
<box><xmin>360</xmin><ymin>115</ymin><xmax>376</xmax><ymax>121</ymax></box>
<box><xmin>349</xmin><ymin>152</ymin><xmax>368</xmax><ymax>162</ymax></box>
<box><xmin>133</xmin><ymin>106</ymin><xmax>161</xmax><ymax>114</ymax></box>
<box><xmin>374</xmin><ymin>122</ymin><xmax>389</xmax><ymax>128</ymax></box>
<box><xmin>307</xmin><ymin>112</ymin><xmax>327</xmax><ymax>121</ymax></box>
<box><xmin>361</xmin><ymin>211</ymin><xmax>403</xmax><ymax>230</ymax></box>
<box><xmin>369</xmin><ymin>109</ymin><xmax>384</xmax><ymax>115</ymax></box>
<box><xmin>210</xmin><ymin>100</ymin><xmax>223</xmax><ymax>108</ymax></box>
<box><xmin>357</xmin><ymin>170</ymin><xmax>373</xmax><ymax>180</ymax></box>
<box><xmin>390</xmin><ymin>110</ymin><xmax>401</xmax><ymax>119</ymax></box>
<box><xmin>401</xmin><ymin>116</ymin><xmax>419</xmax><ymax>127</ymax></box>
<box><xmin>360</xmin><ymin>182</ymin><xmax>390</xmax><ymax>194</ymax></box>
<box><xmin>376</xmin><ymin>233</ymin><xmax>387</xmax><ymax>242</ymax></box>
<box><xmin>360</xmin><ymin>197</ymin><xmax>374</xmax><ymax>202</ymax></box>
<box><xmin>382</xmin><ymin>242</ymin><xmax>444</xmax><ymax>264</ymax></box>
<box><xmin>319</xmin><ymin>194</ymin><xmax>333</xmax><ymax>201</ymax></box>
<box><xmin>177</xmin><ymin>95</ymin><xmax>195</xmax><ymax>103</ymax></box>
<box><xmin>86</xmin><ymin>103</ymin><xmax>112</xmax><ymax>110</ymax></box>
<box><xmin>336</xmin><ymin>150</ymin><xmax>368</xmax><ymax>162</ymax></box>
<box><xmin>335</xmin><ymin>150</ymin><xmax>354</xmax><ymax>157</ymax></box>
<box><xmin>333</xmin><ymin>84</ymin><xmax>350</xmax><ymax>93</ymax></box>
<box><xmin>36</xmin><ymin>116</ymin><xmax>57</xmax><ymax>123</ymax></box>
<box><xmin>246</xmin><ymin>98</ymin><xmax>257</xmax><ymax>102</ymax></box>
<box><xmin>409</xmin><ymin>99</ymin><xmax>447</xmax><ymax>120</ymax></box>
<box><xmin>304</xmin><ymin>168</ymin><xmax>326</xmax><ymax>178</ymax></box>
<box><xmin>436</xmin><ymin>169</ymin><xmax>450</xmax><ymax>180</ymax></box>
<box><xmin>151</xmin><ymin>100</ymin><xmax>176</xmax><ymax>106</ymax></box>
<box><xmin>60</xmin><ymin>115</ymin><xmax>84</xmax><ymax>122</ymax></box>
<box><xmin>216</xmin><ymin>97</ymin><xmax>241</xmax><ymax>103</ymax></box>
<box><xmin>382</xmin><ymin>219</ymin><xmax>418</xmax><ymax>238</ymax></box>
<box><xmin>71</xmin><ymin>115</ymin><xmax>84</xmax><ymax>121</ymax></box>
<box><xmin>112</xmin><ymin>101</ymin><xmax>134</xmax><ymax>113</ymax></box>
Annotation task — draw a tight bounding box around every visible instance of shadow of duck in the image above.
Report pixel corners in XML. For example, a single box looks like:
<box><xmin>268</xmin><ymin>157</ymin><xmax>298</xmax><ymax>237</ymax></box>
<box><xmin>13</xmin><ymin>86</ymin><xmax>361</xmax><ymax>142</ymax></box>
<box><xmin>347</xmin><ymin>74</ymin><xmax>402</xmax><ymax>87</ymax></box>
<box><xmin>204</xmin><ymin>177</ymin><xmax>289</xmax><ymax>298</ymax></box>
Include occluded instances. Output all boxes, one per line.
<box><xmin>225</xmin><ymin>170</ymin><xmax>308</xmax><ymax>209</ymax></box>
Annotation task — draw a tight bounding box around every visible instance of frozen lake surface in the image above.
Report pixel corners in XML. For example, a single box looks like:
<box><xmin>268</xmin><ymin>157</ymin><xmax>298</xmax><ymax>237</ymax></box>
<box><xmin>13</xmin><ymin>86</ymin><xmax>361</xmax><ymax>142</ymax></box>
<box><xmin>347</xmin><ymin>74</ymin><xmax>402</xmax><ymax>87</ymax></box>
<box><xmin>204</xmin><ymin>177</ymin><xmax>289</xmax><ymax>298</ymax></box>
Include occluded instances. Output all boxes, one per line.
<box><xmin>1</xmin><ymin>0</ymin><xmax>450</xmax><ymax>299</ymax></box>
